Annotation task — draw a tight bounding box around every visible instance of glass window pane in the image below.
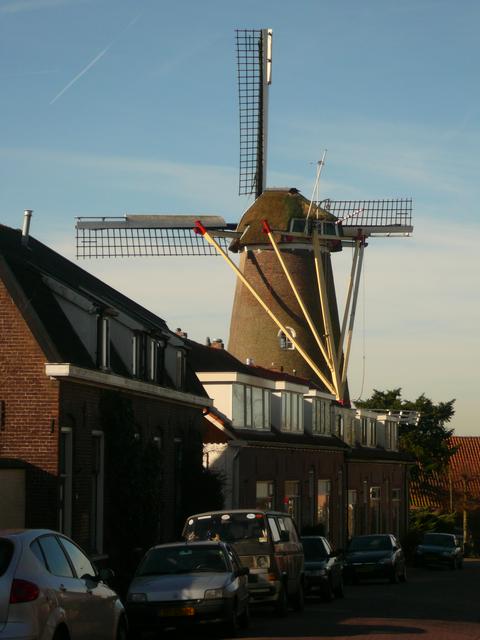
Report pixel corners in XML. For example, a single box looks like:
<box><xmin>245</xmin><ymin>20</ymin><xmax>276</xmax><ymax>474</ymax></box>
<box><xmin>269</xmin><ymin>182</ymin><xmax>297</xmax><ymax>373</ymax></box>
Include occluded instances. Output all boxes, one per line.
<box><xmin>59</xmin><ymin>537</ymin><xmax>96</xmax><ymax>578</ymax></box>
<box><xmin>38</xmin><ymin>535</ymin><xmax>74</xmax><ymax>577</ymax></box>
<box><xmin>232</xmin><ymin>384</ymin><xmax>245</xmax><ymax>427</ymax></box>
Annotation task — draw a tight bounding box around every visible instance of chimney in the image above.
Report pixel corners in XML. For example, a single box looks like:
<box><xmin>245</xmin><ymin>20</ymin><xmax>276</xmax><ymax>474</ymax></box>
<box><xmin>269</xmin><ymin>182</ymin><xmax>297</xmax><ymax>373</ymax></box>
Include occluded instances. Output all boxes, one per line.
<box><xmin>175</xmin><ymin>327</ymin><xmax>188</xmax><ymax>338</ymax></box>
<box><xmin>246</xmin><ymin>357</ymin><xmax>254</xmax><ymax>366</ymax></box>
<box><xmin>21</xmin><ymin>210</ymin><xmax>33</xmax><ymax>246</ymax></box>
<box><xmin>211</xmin><ymin>338</ymin><xmax>224</xmax><ymax>349</ymax></box>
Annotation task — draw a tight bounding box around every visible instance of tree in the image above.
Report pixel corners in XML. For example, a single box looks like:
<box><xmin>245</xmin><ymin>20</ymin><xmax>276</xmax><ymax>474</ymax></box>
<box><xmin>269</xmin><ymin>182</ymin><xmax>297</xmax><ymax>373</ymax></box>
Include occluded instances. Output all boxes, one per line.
<box><xmin>355</xmin><ymin>388</ymin><xmax>456</xmax><ymax>478</ymax></box>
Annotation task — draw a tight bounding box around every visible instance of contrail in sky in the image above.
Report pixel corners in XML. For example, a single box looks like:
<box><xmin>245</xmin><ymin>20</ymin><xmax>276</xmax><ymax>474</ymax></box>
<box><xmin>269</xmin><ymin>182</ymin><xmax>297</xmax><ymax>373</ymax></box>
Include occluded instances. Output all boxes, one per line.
<box><xmin>50</xmin><ymin>12</ymin><xmax>142</xmax><ymax>105</ymax></box>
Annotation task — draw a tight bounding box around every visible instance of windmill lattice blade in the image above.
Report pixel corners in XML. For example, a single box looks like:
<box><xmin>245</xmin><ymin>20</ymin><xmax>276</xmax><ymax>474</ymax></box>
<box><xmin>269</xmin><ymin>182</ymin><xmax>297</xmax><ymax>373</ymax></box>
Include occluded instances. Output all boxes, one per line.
<box><xmin>236</xmin><ymin>29</ymin><xmax>264</xmax><ymax>197</ymax></box>
<box><xmin>319</xmin><ymin>198</ymin><xmax>412</xmax><ymax>230</ymax></box>
<box><xmin>76</xmin><ymin>226</ymin><xmax>229</xmax><ymax>258</ymax></box>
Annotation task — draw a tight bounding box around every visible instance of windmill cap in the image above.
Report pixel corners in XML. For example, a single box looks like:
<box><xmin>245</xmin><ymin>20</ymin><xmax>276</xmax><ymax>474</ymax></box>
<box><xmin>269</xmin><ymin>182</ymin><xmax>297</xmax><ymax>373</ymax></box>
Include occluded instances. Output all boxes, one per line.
<box><xmin>230</xmin><ymin>188</ymin><xmax>336</xmax><ymax>251</ymax></box>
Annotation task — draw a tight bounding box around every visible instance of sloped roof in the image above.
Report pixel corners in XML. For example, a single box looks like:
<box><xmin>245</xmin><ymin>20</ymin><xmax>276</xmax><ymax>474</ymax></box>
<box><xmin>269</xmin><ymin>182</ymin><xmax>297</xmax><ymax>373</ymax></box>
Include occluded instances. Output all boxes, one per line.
<box><xmin>187</xmin><ymin>339</ymin><xmax>327</xmax><ymax>390</ymax></box>
<box><xmin>0</xmin><ymin>223</ymin><xmax>206</xmax><ymax>397</ymax></box>
<box><xmin>410</xmin><ymin>436</ymin><xmax>480</xmax><ymax>510</ymax></box>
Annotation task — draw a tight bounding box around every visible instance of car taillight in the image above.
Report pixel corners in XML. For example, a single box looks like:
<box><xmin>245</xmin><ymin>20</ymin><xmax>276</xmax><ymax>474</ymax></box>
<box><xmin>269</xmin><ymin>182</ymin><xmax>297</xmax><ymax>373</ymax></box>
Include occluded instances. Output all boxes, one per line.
<box><xmin>10</xmin><ymin>579</ymin><xmax>40</xmax><ymax>603</ymax></box>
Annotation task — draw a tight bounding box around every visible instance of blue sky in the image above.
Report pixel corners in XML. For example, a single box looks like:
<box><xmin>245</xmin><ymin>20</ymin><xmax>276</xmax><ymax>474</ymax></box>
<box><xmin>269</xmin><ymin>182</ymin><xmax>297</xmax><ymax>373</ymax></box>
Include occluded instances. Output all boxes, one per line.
<box><xmin>1</xmin><ymin>0</ymin><xmax>478</xmax><ymax>434</ymax></box>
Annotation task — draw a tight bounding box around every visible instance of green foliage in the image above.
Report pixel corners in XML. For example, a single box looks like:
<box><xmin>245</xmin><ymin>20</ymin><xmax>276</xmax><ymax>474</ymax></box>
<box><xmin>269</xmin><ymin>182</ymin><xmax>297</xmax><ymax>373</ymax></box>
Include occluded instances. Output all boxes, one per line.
<box><xmin>356</xmin><ymin>388</ymin><xmax>456</xmax><ymax>478</ymax></box>
<box><xmin>402</xmin><ymin>508</ymin><xmax>456</xmax><ymax>558</ymax></box>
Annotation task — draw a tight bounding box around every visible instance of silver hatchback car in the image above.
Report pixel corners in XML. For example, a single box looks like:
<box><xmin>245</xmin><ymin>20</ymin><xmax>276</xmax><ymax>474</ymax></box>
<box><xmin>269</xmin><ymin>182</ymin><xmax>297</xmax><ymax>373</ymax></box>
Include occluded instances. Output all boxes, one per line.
<box><xmin>0</xmin><ymin>529</ymin><xmax>127</xmax><ymax>640</ymax></box>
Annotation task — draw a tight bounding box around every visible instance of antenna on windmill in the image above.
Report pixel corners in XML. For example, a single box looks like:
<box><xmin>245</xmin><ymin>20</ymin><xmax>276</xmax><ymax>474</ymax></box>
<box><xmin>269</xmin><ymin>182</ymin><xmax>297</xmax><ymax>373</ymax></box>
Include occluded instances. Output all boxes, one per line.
<box><xmin>236</xmin><ymin>28</ymin><xmax>272</xmax><ymax>199</ymax></box>
<box><xmin>307</xmin><ymin>149</ymin><xmax>327</xmax><ymax>221</ymax></box>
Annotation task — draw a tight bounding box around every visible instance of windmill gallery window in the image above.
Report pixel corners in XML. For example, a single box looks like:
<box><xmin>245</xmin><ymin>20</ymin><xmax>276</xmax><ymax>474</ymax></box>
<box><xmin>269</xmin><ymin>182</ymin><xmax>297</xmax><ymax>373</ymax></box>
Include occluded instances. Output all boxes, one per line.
<box><xmin>232</xmin><ymin>384</ymin><xmax>270</xmax><ymax>429</ymax></box>
<box><xmin>278</xmin><ymin>327</ymin><xmax>295</xmax><ymax>350</ymax></box>
<box><xmin>97</xmin><ymin>315</ymin><xmax>110</xmax><ymax>370</ymax></box>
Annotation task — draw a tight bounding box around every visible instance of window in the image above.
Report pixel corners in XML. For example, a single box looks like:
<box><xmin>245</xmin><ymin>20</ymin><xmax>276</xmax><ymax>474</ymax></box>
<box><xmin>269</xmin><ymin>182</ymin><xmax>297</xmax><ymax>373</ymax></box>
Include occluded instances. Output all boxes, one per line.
<box><xmin>149</xmin><ymin>338</ymin><xmax>165</xmax><ymax>383</ymax></box>
<box><xmin>232</xmin><ymin>384</ymin><xmax>270</xmax><ymax>429</ymax></box>
<box><xmin>368</xmin><ymin>420</ymin><xmax>377</xmax><ymax>446</ymax></box>
<box><xmin>59</xmin><ymin>428</ymin><xmax>72</xmax><ymax>537</ymax></box>
<box><xmin>37</xmin><ymin>535</ymin><xmax>73</xmax><ymax>577</ymax></box>
<box><xmin>284</xmin><ymin>481</ymin><xmax>301</xmax><ymax>524</ymax></box>
<box><xmin>90</xmin><ymin>432</ymin><xmax>104</xmax><ymax>554</ymax></box>
<box><xmin>335</xmin><ymin>414</ymin><xmax>344</xmax><ymax>439</ymax></box>
<box><xmin>59</xmin><ymin>537</ymin><xmax>96</xmax><ymax>578</ymax></box>
<box><xmin>175</xmin><ymin>350</ymin><xmax>186</xmax><ymax>389</ymax></box>
<box><xmin>317</xmin><ymin>479</ymin><xmax>331</xmax><ymax>537</ymax></box>
<box><xmin>278</xmin><ymin>327</ymin><xmax>295</xmax><ymax>350</ymax></box>
<box><xmin>281</xmin><ymin>392</ymin><xmax>303</xmax><ymax>432</ymax></box>
<box><xmin>348</xmin><ymin>489</ymin><xmax>358</xmax><ymax>538</ymax></box>
<box><xmin>392</xmin><ymin>488</ymin><xmax>401</xmax><ymax>537</ymax></box>
<box><xmin>132</xmin><ymin>332</ymin><xmax>147</xmax><ymax>379</ymax></box>
<box><xmin>312</xmin><ymin>398</ymin><xmax>330</xmax><ymax>434</ymax></box>
<box><xmin>97</xmin><ymin>315</ymin><xmax>110</xmax><ymax>369</ymax></box>
<box><xmin>361</xmin><ymin>417</ymin><xmax>368</xmax><ymax>445</ymax></box>
<box><xmin>256</xmin><ymin>481</ymin><xmax>274</xmax><ymax>510</ymax></box>
<box><xmin>370</xmin><ymin>486</ymin><xmax>381</xmax><ymax>533</ymax></box>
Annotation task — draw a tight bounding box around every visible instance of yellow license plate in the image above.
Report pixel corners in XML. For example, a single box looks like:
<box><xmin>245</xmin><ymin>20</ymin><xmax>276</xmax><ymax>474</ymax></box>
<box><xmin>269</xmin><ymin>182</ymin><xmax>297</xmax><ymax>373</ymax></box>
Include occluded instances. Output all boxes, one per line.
<box><xmin>158</xmin><ymin>606</ymin><xmax>195</xmax><ymax>617</ymax></box>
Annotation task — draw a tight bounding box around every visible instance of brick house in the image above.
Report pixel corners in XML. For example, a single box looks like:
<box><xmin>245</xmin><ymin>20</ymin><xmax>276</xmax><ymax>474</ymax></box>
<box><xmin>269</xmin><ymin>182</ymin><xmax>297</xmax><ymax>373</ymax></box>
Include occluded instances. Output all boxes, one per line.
<box><xmin>0</xmin><ymin>222</ymin><xmax>211</xmax><ymax>566</ymax></box>
<box><xmin>188</xmin><ymin>339</ymin><xmax>412</xmax><ymax>549</ymax></box>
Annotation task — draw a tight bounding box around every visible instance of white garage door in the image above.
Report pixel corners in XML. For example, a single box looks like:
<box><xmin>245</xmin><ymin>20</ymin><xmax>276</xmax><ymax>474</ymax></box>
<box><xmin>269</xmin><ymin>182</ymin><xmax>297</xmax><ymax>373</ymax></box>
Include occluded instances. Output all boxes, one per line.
<box><xmin>0</xmin><ymin>469</ymin><xmax>26</xmax><ymax>528</ymax></box>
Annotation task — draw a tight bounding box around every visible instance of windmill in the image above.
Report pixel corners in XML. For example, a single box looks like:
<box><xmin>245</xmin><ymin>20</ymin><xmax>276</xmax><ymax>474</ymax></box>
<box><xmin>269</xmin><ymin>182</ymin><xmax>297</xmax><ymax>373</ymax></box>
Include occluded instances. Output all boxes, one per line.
<box><xmin>75</xmin><ymin>29</ymin><xmax>413</xmax><ymax>404</ymax></box>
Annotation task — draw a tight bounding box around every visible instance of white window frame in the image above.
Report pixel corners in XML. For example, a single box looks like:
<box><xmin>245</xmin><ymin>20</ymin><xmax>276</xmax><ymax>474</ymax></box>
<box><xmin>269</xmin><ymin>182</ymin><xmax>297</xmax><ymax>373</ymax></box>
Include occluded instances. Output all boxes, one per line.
<box><xmin>278</xmin><ymin>327</ymin><xmax>296</xmax><ymax>350</ymax></box>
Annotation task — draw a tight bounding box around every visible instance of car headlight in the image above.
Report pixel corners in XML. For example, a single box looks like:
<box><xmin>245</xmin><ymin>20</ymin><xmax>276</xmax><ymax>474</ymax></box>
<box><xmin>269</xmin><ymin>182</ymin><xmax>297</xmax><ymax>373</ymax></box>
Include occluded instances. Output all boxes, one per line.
<box><xmin>204</xmin><ymin>588</ymin><xmax>224</xmax><ymax>600</ymax></box>
<box><xmin>128</xmin><ymin>592</ymin><xmax>147</xmax><ymax>603</ymax></box>
<box><xmin>441</xmin><ymin>551</ymin><xmax>454</xmax><ymax>557</ymax></box>
<box><xmin>379</xmin><ymin>557</ymin><xmax>393</xmax><ymax>565</ymax></box>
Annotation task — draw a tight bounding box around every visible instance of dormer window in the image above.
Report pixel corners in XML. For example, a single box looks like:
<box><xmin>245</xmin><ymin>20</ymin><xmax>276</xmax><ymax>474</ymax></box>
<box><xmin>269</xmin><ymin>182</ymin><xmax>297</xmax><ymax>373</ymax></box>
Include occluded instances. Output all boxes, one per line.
<box><xmin>175</xmin><ymin>349</ymin><xmax>186</xmax><ymax>390</ymax></box>
<box><xmin>281</xmin><ymin>391</ymin><xmax>303</xmax><ymax>432</ymax></box>
<box><xmin>278</xmin><ymin>327</ymin><xmax>295</xmax><ymax>350</ymax></box>
<box><xmin>149</xmin><ymin>338</ymin><xmax>166</xmax><ymax>383</ymax></box>
<box><xmin>97</xmin><ymin>315</ymin><xmax>110</xmax><ymax>370</ymax></box>
<box><xmin>132</xmin><ymin>332</ymin><xmax>147</xmax><ymax>379</ymax></box>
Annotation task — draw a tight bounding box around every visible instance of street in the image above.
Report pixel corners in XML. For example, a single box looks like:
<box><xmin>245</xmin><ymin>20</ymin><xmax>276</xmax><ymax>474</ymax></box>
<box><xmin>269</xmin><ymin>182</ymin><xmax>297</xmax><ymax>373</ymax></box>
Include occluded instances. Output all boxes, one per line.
<box><xmin>153</xmin><ymin>559</ymin><xmax>480</xmax><ymax>640</ymax></box>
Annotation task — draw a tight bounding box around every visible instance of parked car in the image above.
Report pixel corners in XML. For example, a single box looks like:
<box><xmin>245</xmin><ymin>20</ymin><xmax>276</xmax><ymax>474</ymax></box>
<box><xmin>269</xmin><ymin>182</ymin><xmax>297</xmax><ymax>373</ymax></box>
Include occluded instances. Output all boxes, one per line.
<box><xmin>414</xmin><ymin>532</ymin><xmax>464</xmax><ymax>570</ymax></box>
<box><xmin>126</xmin><ymin>541</ymin><xmax>250</xmax><ymax>637</ymax></box>
<box><xmin>0</xmin><ymin>528</ymin><xmax>127</xmax><ymax>640</ymax></box>
<box><xmin>343</xmin><ymin>534</ymin><xmax>407</xmax><ymax>584</ymax></box>
<box><xmin>182</xmin><ymin>509</ymin><xmax>304</xmax><ymax>614</ymax></box>
<box><xmin>300</xmin><ymin>536</ymin><xmax>344</xmax><ymax>601</ymax></box>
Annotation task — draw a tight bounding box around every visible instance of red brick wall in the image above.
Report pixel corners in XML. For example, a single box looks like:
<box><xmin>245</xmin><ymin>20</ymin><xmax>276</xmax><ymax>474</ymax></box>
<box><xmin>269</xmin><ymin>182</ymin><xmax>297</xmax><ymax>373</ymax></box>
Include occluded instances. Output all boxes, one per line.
<box><xmin>238</xmin><ymin>445</ymin><xmax>346</xmax><ymax>547</ymax></box>
<box><xmin>0</xmin><ymin>279</ymin><xmax>60</xmax><ymax>527</ymax></box>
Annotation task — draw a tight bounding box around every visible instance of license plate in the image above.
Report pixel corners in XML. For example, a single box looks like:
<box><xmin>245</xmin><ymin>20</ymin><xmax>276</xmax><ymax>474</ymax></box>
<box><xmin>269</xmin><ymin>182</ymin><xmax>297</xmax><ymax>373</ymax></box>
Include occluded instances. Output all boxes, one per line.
<box><xmin>158</xmin><ymin>606</ymin><xmax>195</xmax><ymax>617</ymax></box>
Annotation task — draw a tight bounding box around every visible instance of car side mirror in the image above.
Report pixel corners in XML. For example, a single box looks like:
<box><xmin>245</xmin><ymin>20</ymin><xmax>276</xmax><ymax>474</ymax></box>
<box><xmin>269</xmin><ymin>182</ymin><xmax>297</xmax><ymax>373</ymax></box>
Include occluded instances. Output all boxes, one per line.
<box><xmin>98</xmin><ymin>568</ymin><xmax>115</xmax><ymax>583</ymax></box>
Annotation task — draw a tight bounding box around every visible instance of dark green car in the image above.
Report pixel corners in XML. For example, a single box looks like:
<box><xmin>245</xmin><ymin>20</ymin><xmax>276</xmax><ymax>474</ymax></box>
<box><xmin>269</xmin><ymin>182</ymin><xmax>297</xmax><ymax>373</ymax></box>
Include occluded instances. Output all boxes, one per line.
<box><xmin>414</xmin><ymin>533</ymin><xmax>463</xmax><ymax>570</ymax></box>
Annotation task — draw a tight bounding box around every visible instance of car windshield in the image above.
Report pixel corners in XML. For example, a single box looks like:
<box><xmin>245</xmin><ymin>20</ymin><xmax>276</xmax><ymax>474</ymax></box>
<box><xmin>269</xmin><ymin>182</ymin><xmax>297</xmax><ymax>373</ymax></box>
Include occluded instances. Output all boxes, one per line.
<box><xmin>0</xmin><ymin>539</ymin><xmax>14</xmax><ymax>577</ymax></box>
<box><xmin>348</xmin><ymin>536</ymin><xmax>392</xmax><ymax>552</ymax></box>
<box><xmin>137</xmin><ymin>546</ymin><xmax>228</xmax><ymax>576</ymax></box>
<box><xmin>184</xmin><ymin>513</ymin><xmax>269</xmax><ymax>544</ymax></box>
<box><xmin>301</xmin><ymin>539</ymin><xmax>328</xmax><ymax>561</ymax></box>
<box><xmin>422</xmin><ymin>534</ymin><xmax>455</xmax><ymax>548</ymax></box>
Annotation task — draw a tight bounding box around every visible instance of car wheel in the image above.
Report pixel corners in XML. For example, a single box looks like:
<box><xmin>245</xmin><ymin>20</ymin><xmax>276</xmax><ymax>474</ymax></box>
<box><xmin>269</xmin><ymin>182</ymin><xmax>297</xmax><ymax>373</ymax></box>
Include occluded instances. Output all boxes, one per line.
<box><xmin>274</xmin><ymin>583</ymin><xmax>288</xmax><ymax>616</ymax></box>
<box><xmin>334</xmin><ymin>576</ymin><xmax>345</xmax><ymax>598</ymax></box>
<box><xmin>238</xmin><ymin>600</ymin><xmax>250</xmax><ymax>629</ymax></box>
<box><xmin>223</xmin><ymin>604</ymin><xmax>239</xmax><ymax>637</ymax></box>
<box><xmin>291</xmin><ymin>581</ymin><xmax>304</xmax><ymax>611</ymax></box>
<box><xmin>52</xmin><ymin>626</ymin><xmax>69</xmax><ymax>640</ymax></box>
<box><xmin>322</xmin><ymin>579</ymin><xmax>335</xmax><ymax>602</ymax></box>
<box><xmin>389</xmin><ymin>567</ymin><xmax>399</xmax><ymax>584</ymax></box>
<box><xmin>116</xmin><ymin>617</ymin><xmax>128</xmax><ymax>640</ymax></box>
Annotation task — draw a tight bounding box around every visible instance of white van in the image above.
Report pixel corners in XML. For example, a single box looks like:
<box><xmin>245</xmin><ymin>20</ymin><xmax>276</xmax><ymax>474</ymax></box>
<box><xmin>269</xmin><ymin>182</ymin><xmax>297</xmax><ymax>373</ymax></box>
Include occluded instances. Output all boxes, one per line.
<box><xmin>182</xmin><ymin>509</ymin><xmax>304</xmax><ymax>614</ymax></box>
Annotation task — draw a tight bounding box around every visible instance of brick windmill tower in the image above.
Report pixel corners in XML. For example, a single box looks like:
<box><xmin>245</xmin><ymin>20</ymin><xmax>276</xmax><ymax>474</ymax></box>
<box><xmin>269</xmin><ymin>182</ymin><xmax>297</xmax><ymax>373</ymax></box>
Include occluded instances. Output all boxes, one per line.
<box><xmin>76</xmin><ymin>29</ymin><xmax>412</xmax><ymax>403</ymax></box>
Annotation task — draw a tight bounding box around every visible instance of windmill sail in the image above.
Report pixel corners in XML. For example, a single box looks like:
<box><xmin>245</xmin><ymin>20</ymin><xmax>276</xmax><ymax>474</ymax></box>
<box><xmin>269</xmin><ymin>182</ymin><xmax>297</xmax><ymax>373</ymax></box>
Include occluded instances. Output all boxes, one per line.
<box><xmin>236</xmin><ymin>28</ymin><xmax>272</xmax><ymax>198</ymax></box>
